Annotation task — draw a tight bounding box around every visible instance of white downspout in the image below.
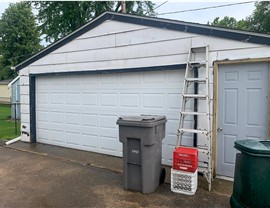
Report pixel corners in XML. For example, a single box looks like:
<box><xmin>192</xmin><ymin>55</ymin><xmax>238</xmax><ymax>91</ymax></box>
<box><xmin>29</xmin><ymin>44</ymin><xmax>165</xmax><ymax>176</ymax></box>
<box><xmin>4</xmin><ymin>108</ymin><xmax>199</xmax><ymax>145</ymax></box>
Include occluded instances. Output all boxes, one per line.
<box><xmin>5</xmin><ymin>136</ymin><xmax>21</xmax><ymax>145</ymax></box>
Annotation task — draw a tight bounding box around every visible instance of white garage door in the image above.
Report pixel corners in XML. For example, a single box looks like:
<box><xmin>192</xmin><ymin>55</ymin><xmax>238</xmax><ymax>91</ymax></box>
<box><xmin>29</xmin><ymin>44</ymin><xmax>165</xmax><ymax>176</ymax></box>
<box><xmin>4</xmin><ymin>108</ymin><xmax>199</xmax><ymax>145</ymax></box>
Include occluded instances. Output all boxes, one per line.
<box><xmin>36</xmin><ymin>70</ymin><xmax>184</xmax><ymax>165</ymax></box>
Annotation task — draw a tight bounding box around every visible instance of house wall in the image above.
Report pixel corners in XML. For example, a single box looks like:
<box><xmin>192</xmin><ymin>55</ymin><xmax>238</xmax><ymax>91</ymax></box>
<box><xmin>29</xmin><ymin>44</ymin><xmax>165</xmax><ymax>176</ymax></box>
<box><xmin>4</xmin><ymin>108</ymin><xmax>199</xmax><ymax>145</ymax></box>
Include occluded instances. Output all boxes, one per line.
<box><xmin>0</xmin><ymin>85</ymin><xmax>11</xmax><ymax>103</ymax></box>
<box><xmin>19</xmin><ymin>20</ymin><xmax>270</xmax><ymax>143</ymax></box>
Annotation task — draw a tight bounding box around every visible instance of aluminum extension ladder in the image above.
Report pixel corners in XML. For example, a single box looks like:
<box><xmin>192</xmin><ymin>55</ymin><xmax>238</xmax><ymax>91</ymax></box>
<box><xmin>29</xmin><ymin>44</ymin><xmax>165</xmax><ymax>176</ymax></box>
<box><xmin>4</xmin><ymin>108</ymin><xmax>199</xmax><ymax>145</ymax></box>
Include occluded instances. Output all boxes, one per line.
<box><xmin>176</xmin><ymin>46</ymin><xmax>212</xmax><ymax>191</ymax></box>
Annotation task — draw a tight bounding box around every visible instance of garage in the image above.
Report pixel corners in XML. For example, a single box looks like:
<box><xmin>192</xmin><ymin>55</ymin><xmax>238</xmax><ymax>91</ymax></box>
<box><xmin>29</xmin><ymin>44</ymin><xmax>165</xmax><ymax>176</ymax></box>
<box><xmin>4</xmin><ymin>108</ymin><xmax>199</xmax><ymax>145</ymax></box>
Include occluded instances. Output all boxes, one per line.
<box><xmin>16</xmin><ymin>12</ymin><xmax>270</xmax><ymax>181</ymax></box>
<box><xmin>35</xmin><ymin>70</ymin><xmax>184</xmax><ymax>165</ymax></box>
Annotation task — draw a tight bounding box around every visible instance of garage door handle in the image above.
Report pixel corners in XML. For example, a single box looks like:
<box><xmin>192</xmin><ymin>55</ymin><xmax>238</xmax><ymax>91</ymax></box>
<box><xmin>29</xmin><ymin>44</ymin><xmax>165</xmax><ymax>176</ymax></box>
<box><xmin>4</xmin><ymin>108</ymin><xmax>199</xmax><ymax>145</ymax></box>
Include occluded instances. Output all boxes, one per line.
<box><xmin>217</xmin><ymin>127</ymin><xmax>223</xmax><ymax>132</ymax></box>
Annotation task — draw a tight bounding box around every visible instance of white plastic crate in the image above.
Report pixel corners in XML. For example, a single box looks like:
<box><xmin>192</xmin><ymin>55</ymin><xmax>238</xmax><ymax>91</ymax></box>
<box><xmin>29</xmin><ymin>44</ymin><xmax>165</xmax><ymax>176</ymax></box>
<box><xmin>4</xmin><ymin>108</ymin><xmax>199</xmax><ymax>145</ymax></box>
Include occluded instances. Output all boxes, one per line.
<box><xmin>171</xmin><ymin>168</ymin><xmax>198</xmax><ymax>195</ymax></box>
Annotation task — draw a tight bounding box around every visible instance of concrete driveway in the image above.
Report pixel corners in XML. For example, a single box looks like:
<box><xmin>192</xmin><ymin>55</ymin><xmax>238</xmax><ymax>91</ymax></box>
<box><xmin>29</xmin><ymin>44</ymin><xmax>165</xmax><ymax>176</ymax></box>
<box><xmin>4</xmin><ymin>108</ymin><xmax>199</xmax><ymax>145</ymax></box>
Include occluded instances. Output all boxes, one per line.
<box><xmin>0</xmin><ymin>143</ymin><xmax>231</xmax><ymax>207</ymax></box>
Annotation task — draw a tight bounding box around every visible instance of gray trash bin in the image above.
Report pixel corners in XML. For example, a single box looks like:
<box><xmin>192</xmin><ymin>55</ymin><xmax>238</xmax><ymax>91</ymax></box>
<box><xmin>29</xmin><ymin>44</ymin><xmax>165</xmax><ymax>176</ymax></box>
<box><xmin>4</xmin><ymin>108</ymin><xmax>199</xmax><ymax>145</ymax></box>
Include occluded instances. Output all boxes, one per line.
<box><xmin>117</xmin><ymin>115</ymin><xmax>167</xmax><ymax>194</ymax></box>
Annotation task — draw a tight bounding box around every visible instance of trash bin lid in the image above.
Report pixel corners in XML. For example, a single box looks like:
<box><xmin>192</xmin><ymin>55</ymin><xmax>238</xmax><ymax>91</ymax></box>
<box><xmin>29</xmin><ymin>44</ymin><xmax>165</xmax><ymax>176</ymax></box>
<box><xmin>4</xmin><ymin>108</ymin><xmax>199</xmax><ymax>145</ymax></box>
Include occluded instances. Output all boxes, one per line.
<box><xmin>235</xmin><ymin>139</ymin><xmax>270</xmax><ymax>155</ymax></box>
<box><xmin>116</xmin><ymin>115</ymin><xmax>166</xmax><ymax>127</ymax></box>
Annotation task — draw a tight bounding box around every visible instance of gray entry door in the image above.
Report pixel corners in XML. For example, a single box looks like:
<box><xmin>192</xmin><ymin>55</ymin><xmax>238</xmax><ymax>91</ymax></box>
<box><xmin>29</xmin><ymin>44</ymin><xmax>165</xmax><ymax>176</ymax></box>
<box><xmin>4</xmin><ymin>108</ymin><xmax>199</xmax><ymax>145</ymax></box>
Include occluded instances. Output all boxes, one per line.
<box><xmin>217</xmin><ymin>62</ymin><xmax>269</xmax><ymax>178</ymax></box>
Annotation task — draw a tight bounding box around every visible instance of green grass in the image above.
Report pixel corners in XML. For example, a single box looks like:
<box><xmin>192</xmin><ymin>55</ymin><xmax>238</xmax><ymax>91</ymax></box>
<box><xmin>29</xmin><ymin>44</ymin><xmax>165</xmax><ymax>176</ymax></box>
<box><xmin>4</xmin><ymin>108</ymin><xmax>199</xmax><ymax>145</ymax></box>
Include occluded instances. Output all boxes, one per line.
<box><xmin>0</xmin><ymin>104</ymin><xmax>20</xmax><ymax>140</ymax></box>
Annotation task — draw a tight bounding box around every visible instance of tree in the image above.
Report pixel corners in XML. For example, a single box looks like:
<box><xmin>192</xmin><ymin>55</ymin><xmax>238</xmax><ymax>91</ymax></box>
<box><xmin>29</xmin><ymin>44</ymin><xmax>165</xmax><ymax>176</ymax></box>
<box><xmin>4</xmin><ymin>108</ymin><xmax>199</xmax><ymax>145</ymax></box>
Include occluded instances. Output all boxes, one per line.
<box><xmin>210</xmin><ymin>16</ymin><xmax>250</xmax><ymax>31</ymax></box>
<box><xmin>0</xmin><ymin>2</ymin><xmax>42</xmax><ymax>80</ymax></box>
<box><xmin>33</xmin><ymin>1</ymin><xmax>156</xmax><ymax>43</ymax></box>
<box><xmin>211</xmin><ymin>16</ymin><xmax>238</xmax><ymax>29</ymax></box>
<box><xmin>249</xmin><ymin>1</ymin><xmax>270</xmax><ymax>34</ymax></box>
<box><xmin>210</xmin><ymin>2</ymin><xmax>270</xmax><ymax>34</ymax></box>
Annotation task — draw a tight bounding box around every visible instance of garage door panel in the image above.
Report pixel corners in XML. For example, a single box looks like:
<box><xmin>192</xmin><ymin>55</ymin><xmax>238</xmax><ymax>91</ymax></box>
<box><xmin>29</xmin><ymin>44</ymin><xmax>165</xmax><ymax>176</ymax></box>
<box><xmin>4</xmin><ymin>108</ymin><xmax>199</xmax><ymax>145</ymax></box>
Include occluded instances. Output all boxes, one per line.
<box><xmin>99</xmin><ymin>130</ymin><xmax>118</xmax><ymax>139</ymax></box>
<box><xmin>36</xmin><ymin>70</ymin><xmax>183</xmax><ymax>165</ymax></box>
<box><xmin>143</xmin><ymin>93</ymin><xmax>165</xmax><ymax>109</ymax></box>
<box><xmin>139</xmin><ymin>109</ymin><xmax>168</xmax><ymax>117</ymax></box>
<box><xmin>65</xmin><ymin>113</ymin><xmax>80</xmax><ymax>126</ymax></box>
<box><xmin>36</xmin><ymin>110</ymin><xmax>50</xmax><ymax>122</ymax></box>
<box><xmin>82</xmin><ymin>75</ymin><xmax>98</xmax><ymax>85</ymax></box>
<box><xmin>100</xmin><ymin>93</ymin><xmax>118</xmax><ymax>107</ymax></box>
<box><xmin>81</xmin><ymin>133</ymin><xmax>99</xmax><ymax>149</ymax></box>
<box><xmin>120</xmin><ymin>73</ymin><xmax>140</xmax><ymax>84</ymax></box>
<box><xmin>36</xmin><ymin>93</ymin><xmax>49</xmax><ymax>104</ymax></box>
<box><xmin>36</xmin><ymin>83</ymin><xmax>50</xmax><ymax>91</ymax></box>
<box><xmin>82</xmin><ymin>114</ymin><xmax>98</xmax><ymax>127</ymax></box>
<box><xmin>99</xmin><ymin>135</ymin><xmax>121</xmax><ymax>155</ymax></box>
<box><xmin>81</xmin><ymin>93</ymin><xmax>98</xmax><ymax>106</ymax></box>
<box><xmin>80</xmin><ymin>126</ymin><xmax>99</xmax><ymax>134</ymax></box>
<box><xmin>37</xmin><ymin>128</ymin><xmax>50</xmax><ymax>141</ymax></box>
<box><xmin>99</xmin><ymin>114</ymin><xmax>118</xmax><ymax>129</ymax></box>
<box><xmin>167</xmin><ymin>70</ymin><xmax>184</xmax><ymax>83</ymax></box>
<box><xmin>143</xmin><ymin>71</ymin><xmax>165</xmax><ymax>83</ymax></box>
<box><xmin>51</xmin><ymin>112</ymin><xmax>64</xmax><ymax>124</ymax></box>
<box><xmin>120</xmin><ymin>93</ymin><xmax>140</xmax><ymax>108</ymax></box>
<box><xmin>66</xmin><ymin>131</ymin><xmax>81</xmax><ymax>146</ymax></box>
<box><xmin>65</xmin><ymin>93</ymin><xmax>81</xmax><ymax>105</ymax></box>
<box><xmin>51</xmin><ymin>130</ymin><xmax>65</xmax><ymax>143</ymax></box>
<box><xmin>50</xmin><ymin>124</ymin><xmax>66</xmax><ymax>133</ymax></box>
<box><xmin>166</xmin><ymin>119</ymin><xmax>178</xmax><ymax>136</ymax></box>
<box><xmin>167</xmin><ymin>93</ymin><xmax>181</xmax><ymax>110</ymax></box>
<box><xmin>164</xmin><ymin>133</ymin><xmax>177</xmax><ymax>146</ymax></box>
<box><xmin>50</xmin><ymin>93</ymin><xmax>64</xmax><ymax>105</ymax></box>
<box><xmin>36</xmin><ymin>120</ymin><xmax>50</xmax><ymax>128</ymax></box>
<box><xmin>162</xmin><ymin>144</ymin><xmax>175</xmax><ymax>163</ymax></box>
<box><xmin>100</xmin><ymin>74</ymin><xmax>118</xmax><ymax>84</ymax></box>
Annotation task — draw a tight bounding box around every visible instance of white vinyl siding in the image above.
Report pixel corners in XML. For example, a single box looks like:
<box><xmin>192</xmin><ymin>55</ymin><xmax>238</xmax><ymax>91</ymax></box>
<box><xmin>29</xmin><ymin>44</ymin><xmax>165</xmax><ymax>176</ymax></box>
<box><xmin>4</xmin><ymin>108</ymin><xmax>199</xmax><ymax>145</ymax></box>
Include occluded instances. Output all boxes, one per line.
<box><xmin>19</xmin><ymin>19</ymin><xmax>270</xmax><ymax>163</ymax></box>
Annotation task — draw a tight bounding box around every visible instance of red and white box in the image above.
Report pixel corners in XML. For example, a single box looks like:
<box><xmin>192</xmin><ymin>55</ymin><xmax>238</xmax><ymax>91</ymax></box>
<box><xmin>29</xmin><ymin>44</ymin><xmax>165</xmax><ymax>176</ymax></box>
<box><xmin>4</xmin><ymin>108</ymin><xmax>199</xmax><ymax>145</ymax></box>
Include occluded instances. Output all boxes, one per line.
<box><xmin>173</xmin><ymin>146</ymin><xmax>198</xmax><ymax>173</ymax></box>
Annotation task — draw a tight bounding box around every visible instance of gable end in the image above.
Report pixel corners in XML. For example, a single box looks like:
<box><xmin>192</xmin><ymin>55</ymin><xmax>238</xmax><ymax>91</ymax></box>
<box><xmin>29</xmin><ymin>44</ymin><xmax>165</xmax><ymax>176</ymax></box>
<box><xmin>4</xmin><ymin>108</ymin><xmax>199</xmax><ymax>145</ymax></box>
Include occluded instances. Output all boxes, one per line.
<box><xmin>16</xmin><ymin>12</ymin><xmax>270</xmax><ymax>71</ymax></box>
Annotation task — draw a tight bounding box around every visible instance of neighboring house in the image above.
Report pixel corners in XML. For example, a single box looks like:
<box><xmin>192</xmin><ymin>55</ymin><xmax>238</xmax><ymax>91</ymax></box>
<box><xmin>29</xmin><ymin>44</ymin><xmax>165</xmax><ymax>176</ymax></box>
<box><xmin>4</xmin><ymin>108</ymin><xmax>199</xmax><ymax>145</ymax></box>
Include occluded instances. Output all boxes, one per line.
<box><xmin>0</xmin><ymin>79</ymin><xmax>12</xmax><ymax>103</ymax></box>
<box><xmin>8</xmin><ymin>76</ymin><xmax>21</xmax><ymax>119</ymax></box>
<box><xmin>15</xmin><ymin>12</ymin><xmax>270</xmax><ymax>181</ymax></box>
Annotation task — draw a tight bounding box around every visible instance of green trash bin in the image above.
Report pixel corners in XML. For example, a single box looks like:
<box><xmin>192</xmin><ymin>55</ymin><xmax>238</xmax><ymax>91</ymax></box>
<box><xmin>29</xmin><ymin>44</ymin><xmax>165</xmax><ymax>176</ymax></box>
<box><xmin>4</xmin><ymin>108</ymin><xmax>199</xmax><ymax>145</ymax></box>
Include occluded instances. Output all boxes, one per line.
<box><xmin>230</xmin><ymin>139</ymin><xmax>270</xmax><ymax>208</ymax></box>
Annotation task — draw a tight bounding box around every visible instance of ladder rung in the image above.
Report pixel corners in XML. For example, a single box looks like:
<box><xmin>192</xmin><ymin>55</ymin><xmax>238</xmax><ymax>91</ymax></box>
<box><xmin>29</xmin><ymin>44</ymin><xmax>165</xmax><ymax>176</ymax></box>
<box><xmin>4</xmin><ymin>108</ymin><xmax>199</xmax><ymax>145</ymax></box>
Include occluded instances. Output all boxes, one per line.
<box><xmin>178</xmin><ymin>128</ymin><xmax>208</xmax><ymax>135</ymax></box>
<box><xmin>181</xmin><ymin>111</ymin><xmax>208</xmax><ymax>116</ymax></box>
<box><xmin>188</xmin><ymin>62</ymin><xmax>206</xmax><ymax>68</ymax></box>
<box><xmin>191</xmin><ymin>46</ymin><xmax>207</xmax><ymax>52</ymax></box>
<box><xmin>185</xmin><ymin>78</ymin><xmax>206</xmax><ymax>83</ymax></box>
<box><xmin>182</xmin><ymin>94</ymin><xmax>207</xmax><ymax>99</ymax></box>
<box><xmin>198</xmin><ymin>148</ymin><xmax>209</xmax><ymax>154</ymax></box>
<box><xmin>198</xmin><ymin>166</ymin><xmax>209</xmax><ymax>173</ymax></box>
<box><xmin>188</xmin><ymin>61</ymin><xmax>207</xmax><ymax>65</ymax></box>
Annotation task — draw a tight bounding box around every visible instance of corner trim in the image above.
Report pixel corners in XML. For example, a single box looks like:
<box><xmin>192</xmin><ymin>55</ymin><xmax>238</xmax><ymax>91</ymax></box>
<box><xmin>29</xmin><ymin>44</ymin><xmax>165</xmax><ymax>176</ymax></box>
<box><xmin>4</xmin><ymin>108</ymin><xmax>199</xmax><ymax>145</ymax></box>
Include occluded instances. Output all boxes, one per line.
<box><xmin>29</xmin><ymin>75</ymin><xmax>36</xmax><ymax>143</ymax></box>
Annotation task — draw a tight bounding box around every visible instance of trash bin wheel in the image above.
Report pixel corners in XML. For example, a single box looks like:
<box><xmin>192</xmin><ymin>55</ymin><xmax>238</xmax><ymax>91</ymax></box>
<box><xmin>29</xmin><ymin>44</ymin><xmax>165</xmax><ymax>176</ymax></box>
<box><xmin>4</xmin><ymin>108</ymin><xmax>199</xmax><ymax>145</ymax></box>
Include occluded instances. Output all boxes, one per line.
<box><xmin>159</xmin><ymin>168</ymin><xmax>166</xmax><ymax>185</ymax></box>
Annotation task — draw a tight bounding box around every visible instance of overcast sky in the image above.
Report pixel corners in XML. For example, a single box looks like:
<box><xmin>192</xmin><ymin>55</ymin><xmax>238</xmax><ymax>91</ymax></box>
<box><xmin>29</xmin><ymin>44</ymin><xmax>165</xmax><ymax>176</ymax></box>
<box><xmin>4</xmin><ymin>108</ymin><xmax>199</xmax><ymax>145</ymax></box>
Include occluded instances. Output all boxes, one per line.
<box><xmin>0</xmin><ymin>1</ymin><xmax>256</xmax><ymax>24</ymax></box>
<box><xmin>153</xmin><ymin>1</ymin><xmax>255</xmax><ymax>23</ymax></box>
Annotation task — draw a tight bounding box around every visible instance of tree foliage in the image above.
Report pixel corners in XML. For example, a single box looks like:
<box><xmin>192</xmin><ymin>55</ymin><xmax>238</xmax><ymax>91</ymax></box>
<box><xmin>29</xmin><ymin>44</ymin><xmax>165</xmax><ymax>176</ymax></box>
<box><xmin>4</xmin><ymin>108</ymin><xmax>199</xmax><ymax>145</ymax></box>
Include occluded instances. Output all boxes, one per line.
<box><xmin>33</xmin><ymin>1</ymin><xmax>156</xmax><ymax>43</ymax></box>
<box><xmin>211</xmin><ymin>16</ymin><xmax>250</xmax><ymax>31</ymax></box>
<box><xmin>212</xmin><ymin>16</ymin><xmax>239</xmax><ymax>29</ymax></box>
<box><xmin>210</xmin><ymin>2</ymin><xmax>270</xmax><ymax>34</ymax></box>
<box><xmin>249</xmin><ymin>1</ymin><xmax>270</xmax><ymax>34</ymax></box>
<box><xmin>0</xmin><ymin>2</ymin><xmax>41</xmax><ymax>80</ymax></box>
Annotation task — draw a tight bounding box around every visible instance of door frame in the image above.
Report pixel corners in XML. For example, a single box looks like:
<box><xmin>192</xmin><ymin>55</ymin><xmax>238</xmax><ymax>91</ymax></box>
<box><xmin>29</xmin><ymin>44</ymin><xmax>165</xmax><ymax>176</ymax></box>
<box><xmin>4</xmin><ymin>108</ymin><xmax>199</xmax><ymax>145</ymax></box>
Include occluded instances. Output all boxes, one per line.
<box><xmin>212</xmin><ymin>57</ymin><xmax>270</xmax><ymax>177</ymax></box>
